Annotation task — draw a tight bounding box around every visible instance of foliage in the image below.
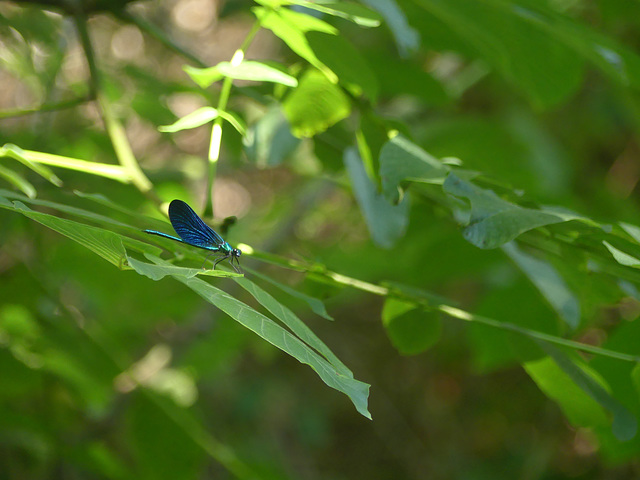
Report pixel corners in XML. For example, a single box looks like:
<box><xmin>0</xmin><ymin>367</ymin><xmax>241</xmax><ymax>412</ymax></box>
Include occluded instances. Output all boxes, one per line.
<box><xmin>1</xmin><ymin>0</ymin><xmax>640</xmax><ymax>478</ymax></box>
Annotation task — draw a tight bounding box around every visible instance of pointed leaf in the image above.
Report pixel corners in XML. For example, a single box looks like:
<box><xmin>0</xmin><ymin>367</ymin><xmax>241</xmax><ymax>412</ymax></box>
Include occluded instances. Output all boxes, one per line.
<box><xmin>379</xmin><ymin>135</ymin><xmax>449</xmax><ymax>204</ymax></box>
<box><xmin>503</xmin><ymin>242</ymin><xmax>580</xmax><ymax>329</ymax></box>
<box><xmin>345</xmin><ymin>147</ymin><xmax>409</xmax><ymax>249</ymax></box>
<box><xmin>283</xmin><ymin>69</ymin><xmax>351</xmax><ymax>137</ymax></box>
<box><xmin>443</xmin><ymin>174</ymin><xmax>577</xmax><ymax>249</ymax></box>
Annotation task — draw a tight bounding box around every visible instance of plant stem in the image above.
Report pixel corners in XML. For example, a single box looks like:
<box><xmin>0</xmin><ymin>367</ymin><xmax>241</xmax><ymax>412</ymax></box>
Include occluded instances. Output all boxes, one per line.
<box><xmin>205</xmin><ymin>19</ymin><xmax>262</xmax><ymax>217</ymax></box>
<box><xmin>243</xmin><ymin>246</ymin><xmax>640</xmax><ymax>364</ymax></box>
<box><xmin>73</xmin><ymin>11</ymin><xmax>155</xmax><ymax>198</ymax></box>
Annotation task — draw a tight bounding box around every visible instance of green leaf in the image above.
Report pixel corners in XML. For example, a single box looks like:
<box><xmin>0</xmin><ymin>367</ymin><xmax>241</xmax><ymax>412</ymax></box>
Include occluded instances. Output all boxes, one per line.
<box><xmin>0</xmin><ymin>143</ymin><xmax>63</xmax><ymax>187</ymax></box>
<box><xmin>534</xmin><ymin>342</ymin><xmax>637</xmax><ymax>442</ymax></box>
<box><xmin>502</xmin><ymin>242</ymin><xmax>580</xmax><ymax>329</ymax></box>
<box><xmin>283</xmin><ymin>69</ymin><xmax>351</xmax><ymax>137</ymax></box>
<box><xmin>603</xmin><ymin>241</ymin><xmax>640</xmax><ymax>267</ymax></box>
<box><xmin>379</xmin><ymin>135</ymin><xmax>449</xmax><ymax>204</ymax></box>
<box><xmin>525</xmin><ymin>355</ymin><xmax>609</xmax><ymax>430</ymax></box>
<box><xmin>253</xmin><ymin>6</ymin><xmax>338</xmax><ymax>81</ymax></box>
<box><xmin>184</xmin><ymin>61</ymin><xmax>297</xmax><ymax>88</ymax></box>
<box><xmin>345</xmin><ymin>147</ymin><xmax>409</xmax><ymax>249</ymax></box>
<box><xmin>128</xmin><ymin>255</ymin><xmax>242</xmax><ymax>280</ymax></box>
<box><xmin>243</xmin><ymin>105</ymin><xmax>300</xmax><ymax>167</ymax></box>
<box><xmin>382</xmin><ymin>298</ymin><xmax>441</xmax><ymax>355</ymax></box>
<box><xmin>158</xmin><ymin>107</ymin><xmax>220</xmax><ymax>132</ymax></box>
<box><xmin>0</xmin><ymin>165</ymin><xmax>36</xmax><ymax>198</ymax></box>
<box><xmin>3</xmin><ymin>201</ymin><xmax>128</xmax><ymax>267</ymax></box>
<box><xmin>412</xmin><ymin>0</ymin><xmax>584</xmax><ymax>108</ymax></box>
<box><xmin>443</xmin><ymin>174</ymin><xmax>576</xmax><ymax>249</ymax></box>
<box><xmin>233</xmin><ymin>275</ymin><xmax>348</xmax><ymax>374</ymax></box>
<box><xmin>159</xmin><ymin>106</ymin><xmax>247</xmax><ymax>136</ymax></box>
<box><xmin>361</xmin><ymin>0</ymin><xmax>420</xmax><ymax>56</ymax></box>
<box><xmin>289</xmin><ymin>1</ymin><xmax>382</xmax><ymax>27</ymax></box>
<box><xmin>245</xmin><ymin>266</ymin><xmax>334</xmax><ymax>321</ymax></box>
<box><xmin>306</xmin><ymin>31</ymin><xmax>379</xmax><ymax>100</ymax></box>
<box><xmin>138</xmin><ymin>256</ymin><xmax>371</xmax><ymax>419</ymax></box>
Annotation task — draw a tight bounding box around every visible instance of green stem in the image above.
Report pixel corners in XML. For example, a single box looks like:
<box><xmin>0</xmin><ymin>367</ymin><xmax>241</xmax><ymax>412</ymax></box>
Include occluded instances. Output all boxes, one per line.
<box><xmin>205</xmin><ymin>20</ymin><xmax>262</xmax><ymax>217</ymax></box>
<box><xmin>118</xmin><ymin>11</ymin><xmax>207</xmax><ymax>68</ymax></box>
<box><xmin>243</xmin><ymin>247</ymin><xmax>640</xmax><ymax>364</ymax></box>
<box><xmin>0</xmin><ymin>94</ymin><xmax>94</xmax><ymax>119</ymax></box>
<box><xmin>73</xmin><ymin>12</ymin><xmax>155</xmax><ymax>197</ymax></box>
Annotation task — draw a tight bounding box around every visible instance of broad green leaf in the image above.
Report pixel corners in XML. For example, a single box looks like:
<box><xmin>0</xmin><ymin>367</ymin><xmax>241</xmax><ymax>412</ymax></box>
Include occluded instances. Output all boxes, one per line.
<box><xmin>0</xmin><ymin>165</ymin><xmax>36</xmax><ymax>198</ymax></box>
<box><xmin>306</xmin><ymin>31</ymin><xmax>379</xmax><ymax>100</ymax></box>
<box><xmin>345</xmin><ymin>147</ymin><xmax>409</xmax><ymax>249</ymax></box>
<box><xmin>603</xmin><ymin>241</ymin><xmax>640</xmax><ymax>267</ymax></box>
<box><xmin>158</xmin><ymin>107</ymin><xmax>220</xmax><ymax>132</ymax></box>
<box><xmin>0</xmin><ymin>143</ymin><xmax>62</xmax><ymax>187</ymax></box>
<box><xmin>365</xmin><ymin>50</ymin><xmax>449</xmax><ymax>105</ymax></box>
<box><xmin>524</xmin><ymin>355</ymin><xmax>609</xmax><ymax>430</ymax></box>
<box><xmin>233</xmin><ymin>275</ymin><xmax>349</xmax><ymax>375</ymax></box>
<box><xmin>129</xmin><ymin>255</ymin><xmax>242</xmax><ymax>280</ymax></box>
<box><xmin>283</xmin><ymin>69</ymin><xmax>351</xmax><ymax>137</ymax></box>
<box><xmin>382</xmin><ymin>298</ymin><xmax>441</xmax><ymax>355</ymax></box>
<box><xmin>535</xmin><ymin>342</ymin><xmax>637</xmax><ymax>442</ymax></box>
<box><xmin>139</xmin><ymin>256</ymin><xmax>371</xmax><ymax>419</ymax></box>
<box><xmin>245</xmin><ymin>266</ymin><xmax>334</xmax><ymax>321</ymax></box>
<box><xmin>361</xmin><ymin>0</ymin><xmax>420</xmax><ymax>56</ymax></box>
<box><xmin>502</xmin><ymin>242</ymin><xmax>580</xmax><ymax>329</ymax></box>
<box><xmin>184</xmin><ymin>61</ymin><xmax>297</xmax><ymax>88</ymax></box>
<box><xmin>243</xmin><ymin>105</ymin><xmax>300</xmax><ymax>167</ymax></box>
<box><xmin>443</xmin><ymin>174</ymin><xmax>575</xmax><ymax>249</ymax></box>
<box><xmin>508</xmin><ymin>2</ymin><xmax>640</xmax><ymax>91</ymax></box>
<box><xmin>379</xmin><ymin>135</ymin><xmax>449</xmax><ymax>204</ymax></box>
<box><xmin>413</xmin><ymin>0</ymin><xmax>584</xmax><ymax>108</ymax></box>
<box><xmin>253</xmin><ymin>6</ymin><xmax>338</xmax><ymax>81</ymax></box>
<box><xmin>3</xmin><ymin>201</ymin><xmax>128</xmax><ymax>267</ymax></box>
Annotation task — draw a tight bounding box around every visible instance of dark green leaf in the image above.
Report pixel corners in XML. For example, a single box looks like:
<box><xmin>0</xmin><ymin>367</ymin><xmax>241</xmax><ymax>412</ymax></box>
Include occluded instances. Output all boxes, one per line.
<box><xmin>379</xmin><ymin>135</ymin><xmax>449</xmax><ymax>204</ymax></box>
<box><xmin>345</xmin><ymin>147</ymin><xmax>409</xmax><ymax>249</ymax></box>
<box><xmin>382</xmin><ymin>298</ymin><xmax>441</xmax><ymax>355</ymax></box>
<box><xmin>443</xmin><ymin>174</ymin><xmax>577</xmax><ymax>249</ymax></box>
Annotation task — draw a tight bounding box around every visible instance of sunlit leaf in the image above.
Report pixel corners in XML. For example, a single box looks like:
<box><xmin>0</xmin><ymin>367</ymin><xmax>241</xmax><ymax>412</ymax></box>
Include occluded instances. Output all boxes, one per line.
<box><xmin>158</xmin><ymin>107</ymin><xmax>220</xmax><ymax>132</ymax></box>
<box><xmin>0</xmin><ymin>165</ymin><xmax>36</xmax><ymax>198</ymax></box>
<box><xmin>0</xmin><ymin>143</ymin><xmax>62</xmax><ymax>187</ymax></box>
<box><xmin>283</xmin><ymin>69</ymin><xmax>350</xmax><ymax>137</ymax></box>
<box><xmin>253</xmin><ymin>6</ymin><xmax>338</xmax><ymax>81</ymax></box>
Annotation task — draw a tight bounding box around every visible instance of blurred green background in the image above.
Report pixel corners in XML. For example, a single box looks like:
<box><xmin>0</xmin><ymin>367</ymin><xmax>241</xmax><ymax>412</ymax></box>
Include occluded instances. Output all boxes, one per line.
<box><xmin>2</xmin><ymin>0</ymin><xmax>640</xmax><ymax>478</ymax></box>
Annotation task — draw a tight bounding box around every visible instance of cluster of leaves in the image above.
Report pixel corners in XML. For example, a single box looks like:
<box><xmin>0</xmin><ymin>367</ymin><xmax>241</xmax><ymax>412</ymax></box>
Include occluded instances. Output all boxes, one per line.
<box><xmin>2</xmin><ymin>0</ymin><xmax>640</xmax><ymax>477</ymax></box>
